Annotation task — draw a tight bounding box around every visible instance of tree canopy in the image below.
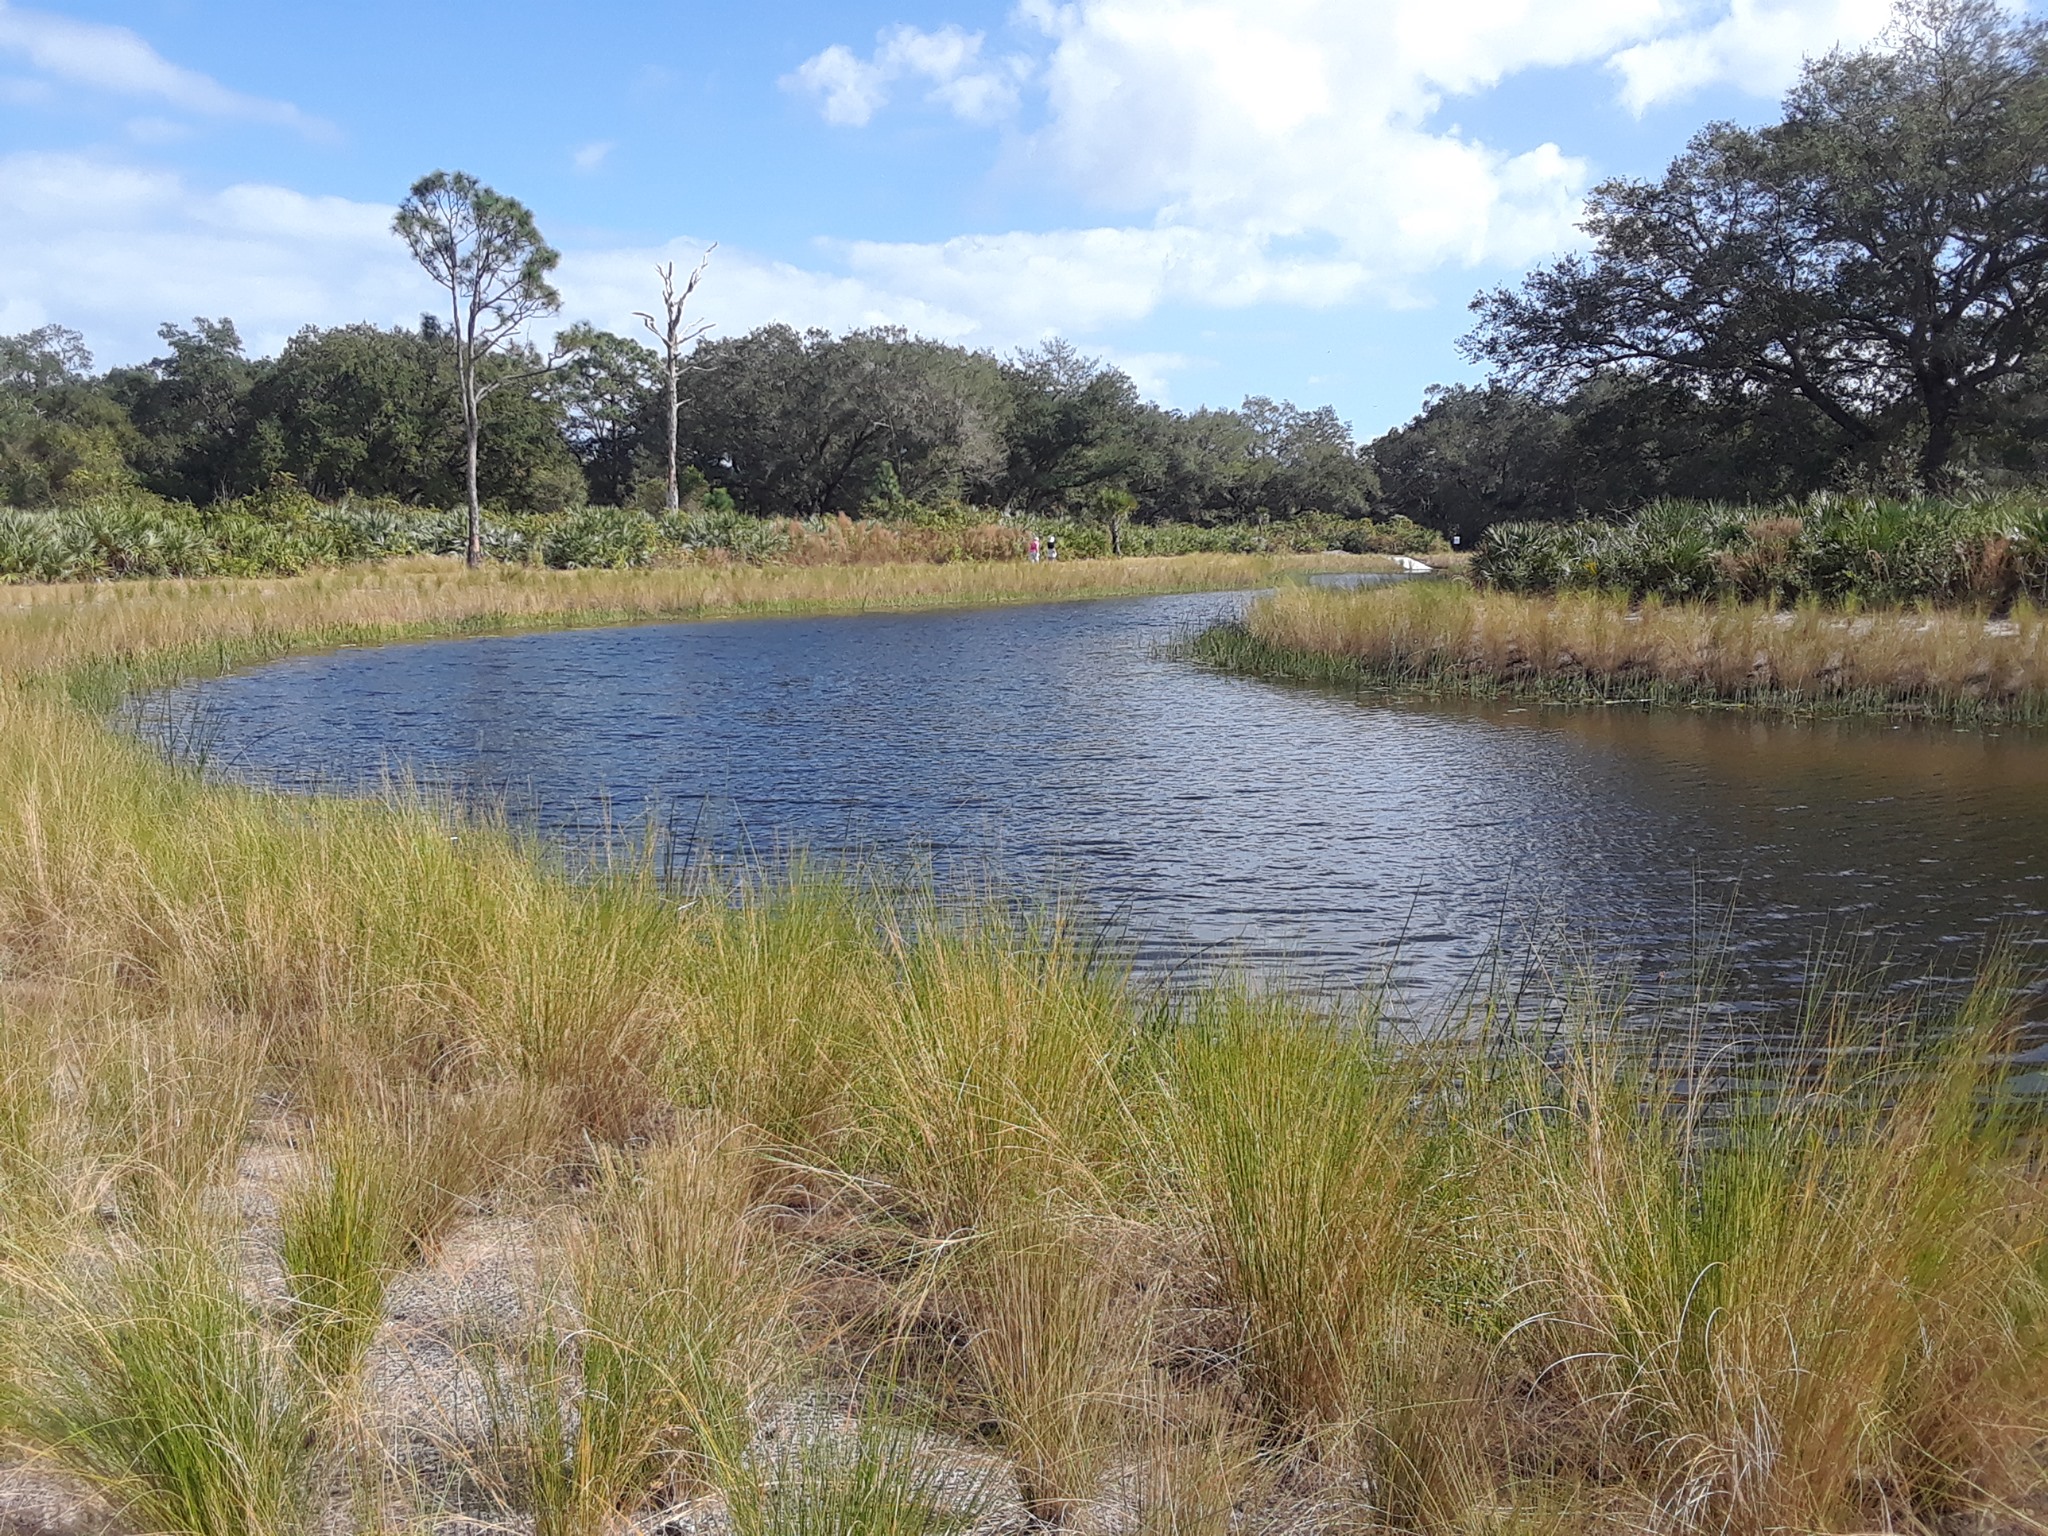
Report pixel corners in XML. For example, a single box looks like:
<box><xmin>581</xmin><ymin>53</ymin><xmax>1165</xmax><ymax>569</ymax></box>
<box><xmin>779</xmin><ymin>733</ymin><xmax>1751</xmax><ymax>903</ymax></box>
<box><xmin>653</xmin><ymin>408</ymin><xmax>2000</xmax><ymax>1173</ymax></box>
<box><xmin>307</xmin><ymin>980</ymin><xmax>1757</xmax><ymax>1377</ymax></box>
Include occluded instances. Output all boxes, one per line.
<box><xmin>1467</xmin><ymin>0</ymin><xmax>2048</xmax><ymax>481</ymax></box>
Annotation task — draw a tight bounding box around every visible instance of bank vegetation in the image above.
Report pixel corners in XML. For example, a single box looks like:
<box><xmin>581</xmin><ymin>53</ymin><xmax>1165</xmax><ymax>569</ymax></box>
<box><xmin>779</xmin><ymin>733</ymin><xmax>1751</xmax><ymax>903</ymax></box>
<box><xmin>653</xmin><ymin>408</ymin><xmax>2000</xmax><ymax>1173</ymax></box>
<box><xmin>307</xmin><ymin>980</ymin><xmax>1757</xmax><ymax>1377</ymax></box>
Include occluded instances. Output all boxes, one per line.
<box><xmin>1196</xmin><ymin>577</ymin><xmax>2048</xmax><ymax>725</ymax></box>
<box><xmin>0</xmin><ymin>563</ymin><xmax>2045</xmax><ymax>1535</ymax></box>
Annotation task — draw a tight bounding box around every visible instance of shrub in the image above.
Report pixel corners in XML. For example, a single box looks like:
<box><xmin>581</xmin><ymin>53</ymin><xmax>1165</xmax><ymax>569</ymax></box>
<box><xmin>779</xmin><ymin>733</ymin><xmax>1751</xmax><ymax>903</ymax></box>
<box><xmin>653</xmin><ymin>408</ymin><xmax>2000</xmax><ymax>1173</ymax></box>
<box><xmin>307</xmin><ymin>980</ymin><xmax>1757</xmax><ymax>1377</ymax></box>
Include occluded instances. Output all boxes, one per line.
<box><xmin>667</xmin><ymin>504</ymin><xmax>791</xmax><ymax>562</ymax></box>
<box><xmin>540</xmin><ymin>504</ymin><xmax>660</xmax><ymax>569</ymax></box>
<box><xmin>1475</xmin><ymin>493</ymin><xmax>2048</xmax><ymax>607</ymax></box>
<box><xmin>1471</xmin><ymin>519</ymin><xmax>1578</xmax><ymax>592</ymax></box>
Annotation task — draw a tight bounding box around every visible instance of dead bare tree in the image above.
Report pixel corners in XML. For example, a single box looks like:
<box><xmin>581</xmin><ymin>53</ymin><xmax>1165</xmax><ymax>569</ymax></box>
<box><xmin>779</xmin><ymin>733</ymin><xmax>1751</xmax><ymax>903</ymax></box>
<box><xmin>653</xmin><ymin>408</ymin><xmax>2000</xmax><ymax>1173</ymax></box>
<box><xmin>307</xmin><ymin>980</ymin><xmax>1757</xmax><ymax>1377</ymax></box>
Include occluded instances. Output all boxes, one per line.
<box><xmin>635</xmin><ymin>247</ymin><xmax>714</xmax><ymax>510</ymax></box>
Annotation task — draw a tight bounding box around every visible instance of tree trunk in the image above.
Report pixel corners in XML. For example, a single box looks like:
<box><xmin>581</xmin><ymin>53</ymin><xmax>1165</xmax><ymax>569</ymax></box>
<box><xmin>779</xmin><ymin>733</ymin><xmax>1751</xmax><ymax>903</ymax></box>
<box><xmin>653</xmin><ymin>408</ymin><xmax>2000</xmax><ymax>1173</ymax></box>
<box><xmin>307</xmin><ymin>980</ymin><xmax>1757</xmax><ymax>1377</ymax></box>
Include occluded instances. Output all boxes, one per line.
<box><xmin>464</xmin><ymin>390</ymin><xmax>483</xmax><ymax>569</ymax></box>
<box><xmin>665</xmin><ymin>361</ymin><xmax>680</xmax><ymax>510</ymax></box>
<box><xmin>1918</xmin><ymin>391</ymin><xmax>1958</xmax><ymax>484</ymax></box>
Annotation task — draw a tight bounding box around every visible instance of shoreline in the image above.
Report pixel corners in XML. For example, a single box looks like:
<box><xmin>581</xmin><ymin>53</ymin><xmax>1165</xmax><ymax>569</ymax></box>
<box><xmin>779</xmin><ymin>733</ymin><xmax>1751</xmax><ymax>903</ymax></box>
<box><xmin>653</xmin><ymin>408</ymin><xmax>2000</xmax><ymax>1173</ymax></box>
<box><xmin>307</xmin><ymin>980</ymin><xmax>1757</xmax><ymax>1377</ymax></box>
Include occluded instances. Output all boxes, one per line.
<box><xmin>0</xmin><ymin>554</ymin><xmax>2043</xmax><ymax>1534</ymax></box>
<box><xmin>0</xmin><ymin>551</ymin><xmax>1385</xmax><ymax>711</ymax></box>
<box><xmin>1191</xmin><ymin>579</ymin><xmax>2048</xmax><ymax>727</ymax></box>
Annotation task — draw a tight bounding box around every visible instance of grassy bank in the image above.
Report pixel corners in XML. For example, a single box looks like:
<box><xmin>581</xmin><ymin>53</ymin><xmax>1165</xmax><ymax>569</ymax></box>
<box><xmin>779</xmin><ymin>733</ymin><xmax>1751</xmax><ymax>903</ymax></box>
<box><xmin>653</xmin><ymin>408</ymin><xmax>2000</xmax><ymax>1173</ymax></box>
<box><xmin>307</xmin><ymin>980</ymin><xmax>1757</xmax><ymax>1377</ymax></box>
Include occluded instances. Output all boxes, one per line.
<box><xmin>0</xmin><ymin>558</ymin><xmax>2045</xmax><ymax>1534</ymax></box>
<box><xmin>0</xmin><ymin>550</ymin><xmax>1379</xmax><ymax>710</ymax></box>
<box><xmin>1194</xmin><ymin>577</ymin><xmax>2048</xmax><ymax>724</ymax></box>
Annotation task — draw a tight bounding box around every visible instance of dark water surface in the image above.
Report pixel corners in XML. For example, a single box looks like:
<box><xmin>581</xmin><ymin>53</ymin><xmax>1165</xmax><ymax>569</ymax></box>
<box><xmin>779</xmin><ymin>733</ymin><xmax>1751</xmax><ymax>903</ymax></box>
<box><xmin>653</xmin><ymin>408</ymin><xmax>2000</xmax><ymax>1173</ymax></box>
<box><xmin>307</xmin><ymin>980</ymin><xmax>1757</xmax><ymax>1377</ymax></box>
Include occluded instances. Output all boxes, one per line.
<box><xmin>144</xmin><ymin>588</ymin><xmax>2048</xmax><ymax>1004</ymax></box>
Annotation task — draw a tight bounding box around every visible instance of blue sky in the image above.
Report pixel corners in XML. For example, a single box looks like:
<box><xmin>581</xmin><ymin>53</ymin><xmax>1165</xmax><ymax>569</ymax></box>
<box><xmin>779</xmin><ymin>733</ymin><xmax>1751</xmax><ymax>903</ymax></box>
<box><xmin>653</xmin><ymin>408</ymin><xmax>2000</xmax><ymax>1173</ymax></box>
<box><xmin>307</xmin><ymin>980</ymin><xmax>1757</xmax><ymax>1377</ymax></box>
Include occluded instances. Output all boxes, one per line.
<box><xmin>0</xmin><ymin>0</ymin><xmax>1958</xmax><ymax>437</ymax></box>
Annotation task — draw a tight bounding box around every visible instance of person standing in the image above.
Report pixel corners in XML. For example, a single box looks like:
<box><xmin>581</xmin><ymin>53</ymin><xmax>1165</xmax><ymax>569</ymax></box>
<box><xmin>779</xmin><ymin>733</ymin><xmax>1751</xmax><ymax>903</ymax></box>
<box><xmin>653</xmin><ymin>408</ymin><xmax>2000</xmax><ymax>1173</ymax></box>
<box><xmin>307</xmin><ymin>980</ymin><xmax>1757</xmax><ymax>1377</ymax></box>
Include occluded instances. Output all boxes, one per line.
<box><xmin>1047</xmin><ymin>534</ymin><xmax>1059</xmax><ymax>562</ymax></box>
<box><xmin>1028</xmin><ymin>534</ymin><xmax>1041</xmax><ymax>562</ymax></box>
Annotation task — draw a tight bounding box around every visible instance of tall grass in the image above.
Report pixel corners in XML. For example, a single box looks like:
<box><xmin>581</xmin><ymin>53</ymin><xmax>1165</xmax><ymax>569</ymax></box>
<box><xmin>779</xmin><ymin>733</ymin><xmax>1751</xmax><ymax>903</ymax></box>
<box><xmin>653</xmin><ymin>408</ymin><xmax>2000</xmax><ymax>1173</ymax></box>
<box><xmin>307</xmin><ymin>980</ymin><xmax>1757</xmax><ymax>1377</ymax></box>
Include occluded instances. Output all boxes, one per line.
<box><xmin>473</xmin><ymin>1126</ymin><xmax>776</xmax><ymax>1536</ymax></box>
<box><xmin>2</xmin><ymin>1228</ymin><xmax>321</xmax><ymax>1536</ymax></box>
<box><xmin>0</xmin><ymin>551</ymin><xmax>1379</xmax><ymax>706</ymax></box>
<box><xmin>0</xmin><ymin>558</ymin><xmax>2043</xmax><ymax>1530</ymax></box>
<box><xmin>956</xmin><ymin>1203</ymin><xmax>1135</xmax><ymax>1525</ymax></box>
<box><xmin>1197</xmin><ymin>577</ymin><xmax>2048</xmax><ymax>723</ymax></box>
<box><xmin>1156</xmin><ymin>994</ymin><xmax>1493</xmax><ymax>1525</ymax></box>
<box><xmin>279</xmin><ymin>1099</ymin><xmax>486</xmax><ymax>1388</ymax></box>
<box><xmin>1496</xmin><ymin>976</ymin><xmax>2048</xmax><ymax>1533</ymax></box>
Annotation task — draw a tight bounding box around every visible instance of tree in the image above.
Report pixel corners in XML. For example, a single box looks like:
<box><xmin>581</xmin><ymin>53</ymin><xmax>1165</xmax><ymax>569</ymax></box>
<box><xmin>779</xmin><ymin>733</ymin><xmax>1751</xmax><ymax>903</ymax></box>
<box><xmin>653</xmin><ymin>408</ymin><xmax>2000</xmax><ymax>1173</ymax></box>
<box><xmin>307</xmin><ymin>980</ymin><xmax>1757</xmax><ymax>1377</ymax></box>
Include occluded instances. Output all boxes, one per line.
<box><xmin>104</xmin><ymin>319</ymin><xmax>263</xmax><ymax>502</ymax></box>
<box><xmin>995</xmin><ymin>341</ymin><xmax>1142</xmax><ymax>513</ymax></box>
<box><xmin>1239</xmin><ymin>397</ymin><xmax>1379</xmax><ymax>518</ymax></box>
<box><xmin>244</xmin><ymin>323</ymin><xmax>456</xmax><ymax>501</ymax></box>
<box><xmin>0</xmin><ymin>326</ymin><xmax>136</xmax><ymax>505</ymax></box>
<box><xmin>0</xmin><ymin>326</ymin><xmax>91</xmax><ymax>392</ymax></box>
<box><xmin>1083</xmin><ymin>484</ymin><xmax>1138</xmax><ymax>554</ymax></box>
<box><xmin>1467</xmin><ymin>0</ymin><xmax>2048</xmax><ymax>481</ymax></box>
<box><xmin>394</xmin><ymin>171</ymin><xmax>568</xmax><ymax>565</ymax></box>
<box><xmin>1370</xmin><ymin>385</ymin><xmax>1575</xmax><ymax>537</ymax></box>
<box><xmin>679</xmin><ymin>326</ymin><xmax>1007</xmax><ymax>517</ymax></box>
<box><xmin>549</xmin><ymin>327</ymin><xmax>661</xmax><ymax>506</ymax></box>
<box><xmin>635</xmin><ymin>250</ymin><xmax>713</xmax><ymax>509</ymax></box>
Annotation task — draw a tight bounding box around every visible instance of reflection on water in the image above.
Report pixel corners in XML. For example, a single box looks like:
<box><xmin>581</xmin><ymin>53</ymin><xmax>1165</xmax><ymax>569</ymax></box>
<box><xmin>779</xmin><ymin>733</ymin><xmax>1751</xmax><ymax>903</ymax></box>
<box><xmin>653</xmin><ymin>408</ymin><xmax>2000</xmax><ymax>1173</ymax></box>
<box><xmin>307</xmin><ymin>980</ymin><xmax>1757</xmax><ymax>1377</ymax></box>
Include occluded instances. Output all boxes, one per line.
<box><xmin>141</xmin><ymin>589</ymin><xmax>2048</xmax><ymax>1004</ymax></box>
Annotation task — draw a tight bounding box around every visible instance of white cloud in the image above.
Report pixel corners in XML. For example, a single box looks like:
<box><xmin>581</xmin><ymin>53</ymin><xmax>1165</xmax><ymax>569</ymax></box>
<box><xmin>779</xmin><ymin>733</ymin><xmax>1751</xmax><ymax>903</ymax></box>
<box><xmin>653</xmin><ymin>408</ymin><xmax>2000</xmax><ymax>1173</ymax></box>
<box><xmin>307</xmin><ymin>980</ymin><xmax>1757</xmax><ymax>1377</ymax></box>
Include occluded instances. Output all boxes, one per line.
<box><xmin>786</xmin><ymin>24</ymin><xmax>1028</xmax><ymax>127</ymax></box>
<box><xmin>0</xmin><ymin>2</ymin><xmax>332</xmax><ymax>136</ymax></box>
<box><xmin>0</xmin><ymin>153</ymin><xmax>995</xmax><ymax>370</ymax></box>
<box><xmin>573</xmin><ymin>140</ymin><xmax>615</xmax><ymax>173</ymax></box>
<box><xmin>782</xmin><ymin>0</ymin><xmax>1904</xmax><ymax>297</ymax></box>
<box><xmin>1608</xmin><ymin>0</ymin><xmax>1894</xmax><ymax>112</ymax></box>
<box><xmin>0</xmin><ymin>153</ymin><xmax>426</xmax><ymax>358</ymax></box>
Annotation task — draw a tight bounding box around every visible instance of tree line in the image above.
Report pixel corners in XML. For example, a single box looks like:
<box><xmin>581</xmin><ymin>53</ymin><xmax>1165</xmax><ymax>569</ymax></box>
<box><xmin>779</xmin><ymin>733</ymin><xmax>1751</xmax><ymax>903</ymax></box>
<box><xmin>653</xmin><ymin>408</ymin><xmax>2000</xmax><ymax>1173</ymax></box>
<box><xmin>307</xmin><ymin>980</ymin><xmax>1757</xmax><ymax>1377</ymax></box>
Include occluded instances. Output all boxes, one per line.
<box><xmin>0</xmin><ymin>317</ymin><xmax>1383</xmax><ymax>541</ymax></box>
<box><xmin>2</xmin><ymin>0</ymin><xmax>2041</xmax><ymax>546</ymax></box>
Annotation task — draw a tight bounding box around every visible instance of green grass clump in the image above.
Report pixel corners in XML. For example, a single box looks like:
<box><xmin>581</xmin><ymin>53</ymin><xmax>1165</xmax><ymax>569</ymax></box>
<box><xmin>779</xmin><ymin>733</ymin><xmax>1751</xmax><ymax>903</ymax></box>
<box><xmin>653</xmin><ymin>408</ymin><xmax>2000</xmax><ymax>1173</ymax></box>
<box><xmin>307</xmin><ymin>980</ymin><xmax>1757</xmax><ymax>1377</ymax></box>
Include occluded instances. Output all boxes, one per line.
<box><xmin>476</xmin><ymin>1127</ymin><xmax>775</xmax><ymax>1536</ymax></box>
<box><xmin>1156</xmin><ymin>994</ymin><xmax>1490</xmax><ymax>1522</ymax></box>
<box><xmin>743</xmin><ymin>1413</ymin><xmax>989</xmax><ymax>1536</ymax></box>
<box><xmin>3</xmin><ymin>1231</ymin><xmax>320</xmax><ymax>1536</ymax></box>
<box><xmin>1496</xmin><ymin>975</ymin><xmax>2048</xmax><ymax>1533</ymax></box>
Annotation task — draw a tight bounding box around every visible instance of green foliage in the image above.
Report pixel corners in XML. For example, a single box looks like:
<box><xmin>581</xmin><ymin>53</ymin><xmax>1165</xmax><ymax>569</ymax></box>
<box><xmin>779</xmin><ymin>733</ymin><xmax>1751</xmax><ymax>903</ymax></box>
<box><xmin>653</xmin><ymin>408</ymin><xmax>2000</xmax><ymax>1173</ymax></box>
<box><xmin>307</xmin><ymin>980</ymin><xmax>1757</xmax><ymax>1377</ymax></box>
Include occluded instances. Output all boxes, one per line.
<box><xmin>667</xmin><ymin>500</ymin><xmax>792</xmax><ymax>562</ymax></box>
<box><xmin>1038</xmin><ymin>511</ymin><xmax>1444</xmax><ymax>558</ymax></box>
<box><xmin>1469</xmin><ymin>0</ymin><xmax>2048</xmax><ymax>482</ymax></box>
<box><xmin>539</xmin><ymin>504</ymin><xmax>660</xmax><ymax>569</ymax></box>
<box><xmin>1474</xmin><ymin>492</ymin><xmax>2045</xmax><ymax>605</ymax></box>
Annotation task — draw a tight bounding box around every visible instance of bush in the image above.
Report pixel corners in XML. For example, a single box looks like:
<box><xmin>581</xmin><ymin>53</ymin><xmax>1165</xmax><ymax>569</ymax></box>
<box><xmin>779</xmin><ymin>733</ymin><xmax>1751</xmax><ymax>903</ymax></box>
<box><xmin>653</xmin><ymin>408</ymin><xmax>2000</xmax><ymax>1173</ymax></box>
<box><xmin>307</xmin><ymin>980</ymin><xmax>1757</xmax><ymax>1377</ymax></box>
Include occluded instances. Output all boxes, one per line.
<box><xmin>540</xmin><ymin>505</ymin><xmax>660</xmax><ymax>570</ymax></box>
<box><xmin>1475</xmin><ymin>493</ymin><xmax>2048</xmax><ymax>607</ymax></box>
<box><xmin>666</xmin><ymin>503</ymin><xmax>791</xmax><ymax>563</ymax></box>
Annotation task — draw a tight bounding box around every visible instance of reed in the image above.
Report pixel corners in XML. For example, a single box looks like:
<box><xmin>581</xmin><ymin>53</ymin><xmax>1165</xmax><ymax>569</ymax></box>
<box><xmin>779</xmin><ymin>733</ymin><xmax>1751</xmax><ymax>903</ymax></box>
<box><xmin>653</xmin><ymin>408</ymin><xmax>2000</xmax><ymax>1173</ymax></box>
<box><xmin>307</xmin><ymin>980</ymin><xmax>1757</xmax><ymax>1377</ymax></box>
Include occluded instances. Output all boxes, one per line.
<box><xmin>1194</xmin><ymin>578</ymin><xmax>2048</xmax><ymax>723</ymax></box>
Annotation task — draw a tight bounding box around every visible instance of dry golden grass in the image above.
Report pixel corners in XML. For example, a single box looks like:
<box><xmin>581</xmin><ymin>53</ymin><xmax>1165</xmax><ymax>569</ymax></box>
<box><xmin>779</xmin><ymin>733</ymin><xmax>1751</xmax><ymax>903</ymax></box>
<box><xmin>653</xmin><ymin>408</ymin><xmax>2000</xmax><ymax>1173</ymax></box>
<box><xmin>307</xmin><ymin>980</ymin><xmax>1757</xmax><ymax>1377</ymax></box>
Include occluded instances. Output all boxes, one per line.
<box><xmin>1205</xmin><ymin>578</ymin><xmax>2048</xmax><ymax>721</ymax></box>
<box><xmin>0</xmin><ymin>550</ymin><xmax>1386</xmax><ymax>702</ymax></box>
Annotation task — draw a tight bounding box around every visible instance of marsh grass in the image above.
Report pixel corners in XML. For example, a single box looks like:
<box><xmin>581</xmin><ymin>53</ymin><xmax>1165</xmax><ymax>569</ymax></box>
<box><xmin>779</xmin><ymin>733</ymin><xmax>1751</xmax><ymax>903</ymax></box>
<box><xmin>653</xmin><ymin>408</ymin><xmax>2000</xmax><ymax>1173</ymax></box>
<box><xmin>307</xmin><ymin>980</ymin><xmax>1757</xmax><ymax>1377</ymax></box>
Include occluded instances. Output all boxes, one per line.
<box><xmin>0</xmin><ymin>553</ymin><xmax>1373</xmax><ymax>706</ymax></box>
<box><xmin>0</xmin><ymin>559</ymin><xmax>2045</xmax><ymax>1531</ymax></box>
<box><xmin>0</xmin><ymin>1003</ymin><xmax>73</xmax><ymax>1260</ymax></box>
<box><xmin>1129</xmin><ymin>1382</ymin><xmax>1257</xmax><ymax>1536</ymax></box>
<box><xmin>3</xmin><ymin>1226</ymin><xmax>321</xmax><ymax>1536</ymax></box>
<box><xmin>955</xmin><ymin>1202</ymin><xmax>1137</xmax><ymax>1525</ymax></box>
<box><xmin>569</xmin><ymin>1128</ymin><xmax>772</xmax><ymax>1505</ymax></box>
<box><xmin>1195</xmin><ymin>578</ymin><xmax>2048</xmax><ymax>724</ymax></box>
<box><xmin>1493</xmin><ymin>974</ymin><xmax>2048</xmax><ymax>1533</ymax></box>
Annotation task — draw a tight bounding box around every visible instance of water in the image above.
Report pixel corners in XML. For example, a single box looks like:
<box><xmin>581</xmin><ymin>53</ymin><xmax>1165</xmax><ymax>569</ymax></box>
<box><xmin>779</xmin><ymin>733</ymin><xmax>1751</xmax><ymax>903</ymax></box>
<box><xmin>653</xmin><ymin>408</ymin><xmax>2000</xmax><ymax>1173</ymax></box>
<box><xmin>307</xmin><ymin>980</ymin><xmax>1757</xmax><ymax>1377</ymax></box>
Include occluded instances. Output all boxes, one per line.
<box><xmin>142</xmin><ymin>587</ymin><xmax>2048</xmax><ymax>1004</ymax></box>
